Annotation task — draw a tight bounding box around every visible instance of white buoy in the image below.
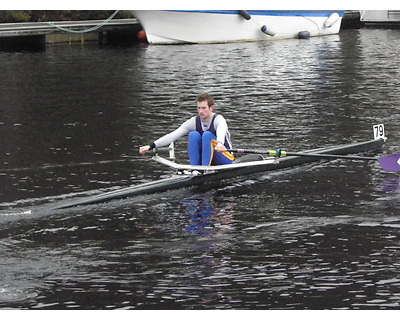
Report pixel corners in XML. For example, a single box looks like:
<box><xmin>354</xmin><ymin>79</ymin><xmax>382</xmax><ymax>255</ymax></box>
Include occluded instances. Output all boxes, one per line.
<box><xmin>261</xmin><ymin>25</ymin><xmax>276</xmax><ymax>36</ymax></box>
<box><xmin>324</xmin><ymin>13</ymin><xmax>340</xmax><ymax>28</ymax></box>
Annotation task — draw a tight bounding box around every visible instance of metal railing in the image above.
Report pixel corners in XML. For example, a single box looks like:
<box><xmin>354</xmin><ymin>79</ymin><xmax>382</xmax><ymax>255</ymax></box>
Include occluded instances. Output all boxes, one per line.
<box><xmin>0</xmin><ymin>19</ymin><xmax>139</xmax><ymax>37</ymax></box>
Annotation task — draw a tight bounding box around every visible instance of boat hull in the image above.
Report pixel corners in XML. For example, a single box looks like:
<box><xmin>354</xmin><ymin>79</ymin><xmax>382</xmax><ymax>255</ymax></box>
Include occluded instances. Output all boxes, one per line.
<box><xmin>55</xmin><ymin>138</ymin><xmax>384</xmax><ymax>209</ymax></box>
<box><xmin>361</xmin><ymin>10</ymin><xmax>400</xmax><ymax>25</ymax></box>
<box><xmin>131</xmin><ymin>10</ymin><xmax>344</xmax><ymax>44</ymax></box>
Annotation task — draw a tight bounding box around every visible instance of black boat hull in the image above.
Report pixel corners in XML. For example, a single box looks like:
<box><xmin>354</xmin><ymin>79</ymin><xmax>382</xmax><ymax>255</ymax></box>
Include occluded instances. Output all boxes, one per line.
<box><xmin>55</xmin><ymin>138</ymin><xmax>385</xmax><ymax>209</ymax></box>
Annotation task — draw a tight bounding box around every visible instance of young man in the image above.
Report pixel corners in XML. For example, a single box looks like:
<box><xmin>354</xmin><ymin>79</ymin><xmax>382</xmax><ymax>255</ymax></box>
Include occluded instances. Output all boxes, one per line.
<box><xmin>139</xmin><ymin>93</ymin><xmax>234</xmax><ymax>166</ymax></box>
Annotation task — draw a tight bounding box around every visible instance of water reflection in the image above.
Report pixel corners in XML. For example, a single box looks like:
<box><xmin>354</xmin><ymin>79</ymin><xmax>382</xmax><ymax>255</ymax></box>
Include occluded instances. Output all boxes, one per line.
<box><xmin>374</xmin><ymin>174</ymin><xmax>400</xmax><ymax>211</ymax></box>
<box><xmin>381</xmin><ymin>175</ymin><xmax>400</xmax><ymax>194</ymax></box>
<box><xmin>183</xmin><ymin>194</ymin><xmax>235</xmax><ymax>236</ymax></box>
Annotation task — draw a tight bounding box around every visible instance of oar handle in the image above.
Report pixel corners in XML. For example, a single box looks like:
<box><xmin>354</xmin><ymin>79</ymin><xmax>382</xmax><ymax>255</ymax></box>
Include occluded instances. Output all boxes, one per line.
<box><xmin>150</xmin><ymin>142</ymin><xmax>175</xmax><ymax>160</ymax></box>
<box><xmin>227</xmin><ymin>148</ymin><xmax>267</xmax><ymax>155</ymax></box>
<box><xmin>227</xmin><ymin>149</ymin><xmax>286</xmax><ymax>156</ymax></box>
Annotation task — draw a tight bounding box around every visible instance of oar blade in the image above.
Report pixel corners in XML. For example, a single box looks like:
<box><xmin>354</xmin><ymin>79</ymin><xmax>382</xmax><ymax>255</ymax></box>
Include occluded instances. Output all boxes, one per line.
<box><xmin>378</xmin><ymin>154</ymin><xmax>400</xmax><ymax>172</ymax></box>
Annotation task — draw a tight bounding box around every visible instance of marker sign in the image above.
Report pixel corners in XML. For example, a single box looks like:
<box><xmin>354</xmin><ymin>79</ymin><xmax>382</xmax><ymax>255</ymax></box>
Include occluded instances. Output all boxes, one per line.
<box><xmin>373</xmin><ymin>124</ymin><xmax>385</xmax><ymax>140</ymax></box>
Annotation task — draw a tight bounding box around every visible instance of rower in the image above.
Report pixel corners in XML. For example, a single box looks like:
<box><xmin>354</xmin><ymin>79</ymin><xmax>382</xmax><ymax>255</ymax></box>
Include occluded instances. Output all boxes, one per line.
<box><xmin>139</xmin><ymin>93</ymin><xmax>234</xmax><ymax>166</ymax></box>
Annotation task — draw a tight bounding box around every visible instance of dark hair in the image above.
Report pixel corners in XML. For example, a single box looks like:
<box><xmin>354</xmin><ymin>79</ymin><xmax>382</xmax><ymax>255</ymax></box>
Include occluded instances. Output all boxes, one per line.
<box><xmin>196</xmin><ymin>93</ymin><xmax>214</xmax><ymax>107</ymax></box>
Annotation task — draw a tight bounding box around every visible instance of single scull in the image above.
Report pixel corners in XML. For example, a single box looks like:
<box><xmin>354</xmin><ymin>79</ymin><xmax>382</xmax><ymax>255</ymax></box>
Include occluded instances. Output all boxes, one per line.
<box><xmin>55</xmin><ymin>135</ymin><xmax>387</xmax><ymax>209</ymax></box>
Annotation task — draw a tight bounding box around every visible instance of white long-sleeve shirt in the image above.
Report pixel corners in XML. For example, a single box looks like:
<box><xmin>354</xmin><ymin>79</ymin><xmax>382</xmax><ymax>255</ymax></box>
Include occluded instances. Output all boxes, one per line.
<box><xmin>154</xmin><ymin>113</ymin><xmax>232</xmax><ymax>148</ymax></box>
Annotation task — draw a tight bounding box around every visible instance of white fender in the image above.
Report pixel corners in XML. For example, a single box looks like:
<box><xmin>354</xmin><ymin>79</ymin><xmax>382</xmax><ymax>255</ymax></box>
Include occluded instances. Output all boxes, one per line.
<box><xmin>324</xmin><ymin>12</ymin><xmax>340</xmax><ymax>28</ymax></box>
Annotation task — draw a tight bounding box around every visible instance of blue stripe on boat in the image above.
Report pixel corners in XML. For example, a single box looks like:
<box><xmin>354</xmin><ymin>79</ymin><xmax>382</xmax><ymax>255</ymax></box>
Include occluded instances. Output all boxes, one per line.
<box><xmin>166</xmin><ymin>10</ymin><xmax>345</xmax><ymax>17</ymax></box>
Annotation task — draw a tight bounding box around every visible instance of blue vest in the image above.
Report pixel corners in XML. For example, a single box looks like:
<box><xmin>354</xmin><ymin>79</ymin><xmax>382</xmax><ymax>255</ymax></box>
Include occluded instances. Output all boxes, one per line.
<box><xmin>195</xmin><ymin>114</ymin><xmax>231</xmax><ymax>149</ymax></box>
<box><xmin>195</xmin><ymin>114</ymin><xmax>217</xmax><ymax>135</ymax></box>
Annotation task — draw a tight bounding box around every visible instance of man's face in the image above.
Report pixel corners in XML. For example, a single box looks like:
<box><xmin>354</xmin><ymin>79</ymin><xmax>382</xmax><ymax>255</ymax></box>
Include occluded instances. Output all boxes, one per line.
<box><xmin>197</xmin><ymin>100</ymin><xmax>214</xmax><ymax>121</ymax></box>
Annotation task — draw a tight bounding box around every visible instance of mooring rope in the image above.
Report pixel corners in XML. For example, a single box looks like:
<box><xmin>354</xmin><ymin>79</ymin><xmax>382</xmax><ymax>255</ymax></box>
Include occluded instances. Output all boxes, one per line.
<box><xmin>47</xmin><ymin>10</ymin><xmax>120</xmax><ymax>34</ymax></box>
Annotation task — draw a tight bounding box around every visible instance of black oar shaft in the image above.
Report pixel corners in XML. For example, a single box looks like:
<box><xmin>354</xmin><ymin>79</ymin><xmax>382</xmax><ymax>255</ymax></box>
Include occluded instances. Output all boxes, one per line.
<box><xmin>285</xmin><ymin>152</ymin><xmax>376</xmax><ymax>160</ymax></box>
<box><xmin>227</xmin><ymin>149</ymin><xmax>377</xmax><ymax>161</ymax></box>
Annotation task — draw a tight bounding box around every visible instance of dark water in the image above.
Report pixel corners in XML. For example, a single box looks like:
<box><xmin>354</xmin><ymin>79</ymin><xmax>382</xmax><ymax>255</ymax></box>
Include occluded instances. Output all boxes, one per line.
<box><xmin>0</xmin><ymin>29</ymin><xmax>399</xmax><ymax>309</ymax></box>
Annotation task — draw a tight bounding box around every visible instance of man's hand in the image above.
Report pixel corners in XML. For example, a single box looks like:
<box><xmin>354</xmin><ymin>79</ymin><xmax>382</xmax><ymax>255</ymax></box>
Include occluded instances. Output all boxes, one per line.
<box><xmin>139</xmin><ymin>145</ymin><xmax>151</xmax><ymax>155</ymax></box>
<box><xmin>214</xmin><ymin>141</ymin><xmax>227</xmax><ymax>153</ymax></box>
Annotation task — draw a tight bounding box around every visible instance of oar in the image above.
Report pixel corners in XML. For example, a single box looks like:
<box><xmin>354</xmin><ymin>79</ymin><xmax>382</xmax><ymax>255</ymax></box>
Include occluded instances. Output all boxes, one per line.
<box><xmin>227</xmin><ymin>148</ymin><xmax>400</xmax><ymax>172</ymax></box>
